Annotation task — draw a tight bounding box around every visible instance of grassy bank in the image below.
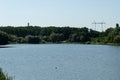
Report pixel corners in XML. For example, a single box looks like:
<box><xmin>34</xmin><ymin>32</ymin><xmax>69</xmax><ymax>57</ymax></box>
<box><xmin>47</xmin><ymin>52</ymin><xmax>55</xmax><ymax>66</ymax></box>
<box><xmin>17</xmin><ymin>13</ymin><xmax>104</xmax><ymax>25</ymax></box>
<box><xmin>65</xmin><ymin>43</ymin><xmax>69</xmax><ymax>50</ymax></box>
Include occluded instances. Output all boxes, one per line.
<box><xmin>0</xmin><ymin>68</ymin><xmax>12</xmax><ymax>80</ymax></box>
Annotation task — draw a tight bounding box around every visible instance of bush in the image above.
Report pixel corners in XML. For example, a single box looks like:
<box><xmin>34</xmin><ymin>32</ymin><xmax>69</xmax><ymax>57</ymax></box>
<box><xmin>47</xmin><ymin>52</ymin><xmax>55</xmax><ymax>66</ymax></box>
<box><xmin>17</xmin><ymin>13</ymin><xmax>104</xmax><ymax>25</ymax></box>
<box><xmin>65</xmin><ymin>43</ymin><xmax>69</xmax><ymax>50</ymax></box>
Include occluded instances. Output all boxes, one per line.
<box><xmin>26</xmin><ymin>35</ymin><xmax>41</xmax><ymax>44</ymax></box>
<box><xmin>0</xmin><ymin>68</ymin><xmax>12</xmax><ymax>80</ymax></box>
<box><xmin>50</xmin><ymin>33</ymin><xmax>64</xmax><ymax>43</ymax></box>
<box><xmin>69</xmin><ymin>33</ymin><xmax>80</xmax><ymax>42</ymax></box>
<box><xmin>0</xmin><ymin>31</ymin><xmax>9</xmax><ymax>45</ymax></box>
<box><xmin>113</xmin><ymin>35</ymin><xmax>120</xmax><ymax>44</ymax></box>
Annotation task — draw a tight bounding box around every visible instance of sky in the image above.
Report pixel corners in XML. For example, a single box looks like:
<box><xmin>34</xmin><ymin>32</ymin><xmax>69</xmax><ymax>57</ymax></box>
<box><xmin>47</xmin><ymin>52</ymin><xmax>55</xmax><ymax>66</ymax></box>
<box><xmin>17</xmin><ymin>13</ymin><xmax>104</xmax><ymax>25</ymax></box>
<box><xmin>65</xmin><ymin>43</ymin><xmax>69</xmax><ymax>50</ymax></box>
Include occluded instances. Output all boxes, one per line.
<box><xmin>0</xmin><ymin>0</ymin><xmax>120</xmax><ymax>31</ymax></box>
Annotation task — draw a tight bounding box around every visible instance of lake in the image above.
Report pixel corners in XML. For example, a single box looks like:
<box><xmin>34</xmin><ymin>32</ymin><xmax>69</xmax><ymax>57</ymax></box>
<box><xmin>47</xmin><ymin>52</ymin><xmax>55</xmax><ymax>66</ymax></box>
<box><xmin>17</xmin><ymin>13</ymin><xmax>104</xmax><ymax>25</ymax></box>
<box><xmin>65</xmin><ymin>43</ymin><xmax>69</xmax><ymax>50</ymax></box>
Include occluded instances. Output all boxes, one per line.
<box><xmin>0</xmin><ymin>44</ymin><xmax>120</xmax><ymax>80</ymax></box>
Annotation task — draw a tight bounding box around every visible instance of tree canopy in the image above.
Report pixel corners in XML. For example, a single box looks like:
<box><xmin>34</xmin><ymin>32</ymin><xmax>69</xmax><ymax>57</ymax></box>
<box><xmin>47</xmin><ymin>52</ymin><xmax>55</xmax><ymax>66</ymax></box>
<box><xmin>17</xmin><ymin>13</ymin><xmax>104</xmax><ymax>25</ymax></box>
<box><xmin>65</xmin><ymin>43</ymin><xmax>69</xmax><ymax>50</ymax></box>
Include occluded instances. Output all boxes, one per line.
<box><xmin>0</xmin><ymin>24</ymin><xmax>120</xmax><ymax>45</ymax></box>
<box><xmin>0</xmin><ymin>31</ymin><xmax>9</xmax><ymax>45</ymax></box>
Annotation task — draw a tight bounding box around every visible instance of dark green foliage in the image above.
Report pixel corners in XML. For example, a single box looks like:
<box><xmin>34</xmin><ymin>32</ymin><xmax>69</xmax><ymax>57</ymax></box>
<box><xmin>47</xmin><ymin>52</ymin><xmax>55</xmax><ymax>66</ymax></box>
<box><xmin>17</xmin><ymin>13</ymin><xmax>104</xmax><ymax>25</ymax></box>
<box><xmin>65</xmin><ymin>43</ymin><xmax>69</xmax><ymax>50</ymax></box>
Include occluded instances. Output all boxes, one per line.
<box><xmin>0</xmin><ymin>24</ymin><xmax>120</xmax><ymax>45</ymax></box>
<box><xmin>89</xmin><ymin>29</ymin><xmax>100</xmax><ymax>38</ymax></box>
<box><xmin>104</xmin><ymin>28</ymin><xmax>114</xmax><ymax>36</ymax></box>
<box><xmin>42</xmin><ymin>36</ymin><xmax>50</xmax><ymax>42</ymax></box>
<box><xmin>50</xmin><ymin>33</ymin><xmax>64</xmax><ymax>43</ymax></box>
<box><xmin>0</xmin><ymin>68</ymin><xmax>12</xmax><ymax>80</ymax></box>
<box><xmin>0</xmin><ymin>26</ymin><xmax>97</xmax><ymax>43</ymax></box>
<box><xmin>0</xmin><ymin>31</ymin><xmax>9</xmax><ymax>45</ymax></box>
<box><xmin>69</xmin><ymin>33</ymin><xmax>80</xmax><ymax>42</ymax></box>
<box><xmin>26</xmin><ymin>35</ymin><xmax>41</xmax><ymax>44</ymax></box>
<box><xmin>98</xmin><ymin>23</ymin><xmax>120</xmax><ymax>44</ymax></box>
<box><xmin>113</xmin><ymin>35</ymin><xmax>120</xmax><ymax>44</ymax></box>
<box><xmin>116</xmin><ymin>23</ymin><xmax>119</xmax><ymax>28</ymax></box>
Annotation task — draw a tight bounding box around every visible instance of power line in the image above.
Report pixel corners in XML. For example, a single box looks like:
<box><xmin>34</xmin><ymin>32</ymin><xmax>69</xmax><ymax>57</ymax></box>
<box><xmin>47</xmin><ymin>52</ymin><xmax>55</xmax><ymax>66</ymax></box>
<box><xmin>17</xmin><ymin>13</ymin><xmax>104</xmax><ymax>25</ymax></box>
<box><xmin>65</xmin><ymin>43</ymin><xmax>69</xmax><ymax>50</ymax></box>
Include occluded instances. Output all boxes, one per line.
<box><xmin>92</xmin><ymin>22</ymin><xmax>106</xmax><ymax>31</ymax></box>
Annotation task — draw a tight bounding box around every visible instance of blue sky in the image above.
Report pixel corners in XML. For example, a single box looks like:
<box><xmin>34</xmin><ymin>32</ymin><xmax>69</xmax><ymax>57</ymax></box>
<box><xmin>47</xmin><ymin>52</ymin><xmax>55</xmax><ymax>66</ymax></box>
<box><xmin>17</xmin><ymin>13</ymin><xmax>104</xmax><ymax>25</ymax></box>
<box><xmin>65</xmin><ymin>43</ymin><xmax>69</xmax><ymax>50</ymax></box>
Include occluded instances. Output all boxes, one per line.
<box><xmin>0</xmin><ymin>0</ymin><xmax>120</xmax><ymax>31</ymax></box>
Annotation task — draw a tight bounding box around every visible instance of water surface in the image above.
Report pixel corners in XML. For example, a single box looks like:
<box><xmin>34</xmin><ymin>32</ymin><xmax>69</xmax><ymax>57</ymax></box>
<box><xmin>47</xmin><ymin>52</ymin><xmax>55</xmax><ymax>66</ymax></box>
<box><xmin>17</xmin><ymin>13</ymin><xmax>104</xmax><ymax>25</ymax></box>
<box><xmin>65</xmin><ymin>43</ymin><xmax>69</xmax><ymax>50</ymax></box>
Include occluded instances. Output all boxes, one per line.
<box><xmin>0</xmin><ymin>44</ymin><xmax>120</xmax><ymax>80</ymax></box>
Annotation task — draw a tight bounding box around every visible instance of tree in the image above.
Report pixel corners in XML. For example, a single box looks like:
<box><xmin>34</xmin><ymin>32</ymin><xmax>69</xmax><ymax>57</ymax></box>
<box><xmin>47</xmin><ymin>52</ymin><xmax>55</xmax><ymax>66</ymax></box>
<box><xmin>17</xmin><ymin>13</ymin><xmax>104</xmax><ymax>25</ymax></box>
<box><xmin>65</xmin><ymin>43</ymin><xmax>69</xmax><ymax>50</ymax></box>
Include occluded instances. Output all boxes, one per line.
<box><xmin>26</xmin><ymin>35</ymin><xmax>41</xmax><ymax>44</ymax></box>
<box><xmin>89</xmin><ymin>29</ymin><xmax>99</xmax><ymax>38</ymax></box>
<box><xmin>116</xmin><ymin>23</ymin><xmax>119</xmax><ymax>28</ymax></box>
<box><xmin>0</xmin><ymin>31</ymin><xmax>9</xmax><ymax>45</ymax></box>
<box><xmin>113</xmin><ymin>35</ymin><xmax>120</xmax><ymax>44</ymax></box>
<box><xmin>42</xmin><ymin>36</ymin><xmax>50</xmax><ymax>42</ymax></box>
<box><xmin>105</xmin><ymin>28</ymin><xmax>114</xmax><ymax>36</ymax></box>
<box><xmin>69</xmin><ymin>33</ymin><xmax>80</xmax><ymax>42</ymax></box>
<box><xmin>50</xmin><ymin>33</ymin><xmax>64</xmax><ymax>43</ymax></box>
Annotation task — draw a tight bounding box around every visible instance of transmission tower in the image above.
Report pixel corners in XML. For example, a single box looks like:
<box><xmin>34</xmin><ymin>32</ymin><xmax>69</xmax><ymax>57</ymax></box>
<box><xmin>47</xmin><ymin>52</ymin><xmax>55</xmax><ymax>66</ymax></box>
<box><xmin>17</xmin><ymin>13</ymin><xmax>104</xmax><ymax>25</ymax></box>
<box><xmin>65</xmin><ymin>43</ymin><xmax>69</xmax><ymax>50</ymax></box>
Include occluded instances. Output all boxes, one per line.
<box><xmin>92</xmin><ymin>22</ymin><xmax>97</xmax><ymax>30</ymax></box>
<box><xmin>92</xmin><ymin>22</ymin><xmax>105</xmax><ymax>32</ymax></box>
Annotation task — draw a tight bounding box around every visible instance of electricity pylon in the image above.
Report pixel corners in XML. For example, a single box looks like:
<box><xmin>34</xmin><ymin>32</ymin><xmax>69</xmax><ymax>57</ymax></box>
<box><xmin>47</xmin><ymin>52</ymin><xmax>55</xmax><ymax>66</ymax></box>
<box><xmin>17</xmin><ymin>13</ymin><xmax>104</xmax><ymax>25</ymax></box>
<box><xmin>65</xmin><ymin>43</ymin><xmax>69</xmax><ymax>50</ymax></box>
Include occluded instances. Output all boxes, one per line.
<box><xmin>92</xmin><ymin>22</ymin><xmax>105</xmax><ymax>32</ymax></box>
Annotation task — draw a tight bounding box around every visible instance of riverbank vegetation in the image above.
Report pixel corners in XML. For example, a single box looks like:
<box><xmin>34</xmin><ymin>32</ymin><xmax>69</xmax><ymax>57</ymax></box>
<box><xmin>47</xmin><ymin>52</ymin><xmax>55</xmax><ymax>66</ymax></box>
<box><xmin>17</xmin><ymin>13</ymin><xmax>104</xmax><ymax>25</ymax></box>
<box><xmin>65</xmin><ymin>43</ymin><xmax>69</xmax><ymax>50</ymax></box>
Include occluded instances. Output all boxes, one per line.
<box><xmin>0</xmin><ymin>68</ymin><xmax>12</xmax><ymax>80</ymax></box>
<box><xmin>0</xmin><ymin>23</ymin><xmax>120</xmax><ymax>45</ymax></box>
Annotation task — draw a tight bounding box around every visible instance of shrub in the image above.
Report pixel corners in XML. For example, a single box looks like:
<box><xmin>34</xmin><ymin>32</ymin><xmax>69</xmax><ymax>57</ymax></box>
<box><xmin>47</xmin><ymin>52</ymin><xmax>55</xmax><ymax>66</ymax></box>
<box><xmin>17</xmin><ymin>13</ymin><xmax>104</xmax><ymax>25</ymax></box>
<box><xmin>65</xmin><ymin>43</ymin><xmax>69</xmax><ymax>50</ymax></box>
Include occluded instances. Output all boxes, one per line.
<box><xmin>0</xmin><ymin>31</ymin><xmax>9</xmax><ymax>45</ymax></box>
<box><xmin>0</xmin><ymin>68</ymin><xmax>12</xmax><ymax>80</ymax></box>
<box><xmin>113</xmin><ymin>35</ymin><xmax>120</xmax><ymax>44</ymax></box>
<box><xmin>26</xmin><ymin>35</ymin><xmax>40</xmax><ymax>44</ymax></box>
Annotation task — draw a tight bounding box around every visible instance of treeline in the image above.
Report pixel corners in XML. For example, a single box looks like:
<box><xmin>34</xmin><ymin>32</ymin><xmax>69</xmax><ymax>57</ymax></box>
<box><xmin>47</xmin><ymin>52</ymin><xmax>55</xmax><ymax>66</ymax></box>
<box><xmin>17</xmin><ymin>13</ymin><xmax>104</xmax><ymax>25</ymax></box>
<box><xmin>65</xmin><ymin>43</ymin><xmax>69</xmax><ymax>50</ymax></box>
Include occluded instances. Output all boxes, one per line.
<box><xmin>100</xmin><ymin>23</ymin><xmax>120</xmax><ymax>44</ymax></box>
<box><xmin>0</xmin><ymin>26</ymin><xmax>99</xmax><ymax>44</ymax></box>
<box><xmin>0</xmin><ymin>24</ymin><xmax>120</xmax><ymax>45</ymax></box>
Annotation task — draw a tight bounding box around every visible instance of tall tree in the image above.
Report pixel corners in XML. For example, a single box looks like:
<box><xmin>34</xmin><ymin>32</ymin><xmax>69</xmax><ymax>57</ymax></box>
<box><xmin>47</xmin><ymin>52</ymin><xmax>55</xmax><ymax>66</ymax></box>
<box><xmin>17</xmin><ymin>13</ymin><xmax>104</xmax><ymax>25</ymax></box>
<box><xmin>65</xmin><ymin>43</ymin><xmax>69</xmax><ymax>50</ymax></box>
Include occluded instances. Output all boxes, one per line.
<box><xmin>0</xmin><ymin>31</ymin><xmax>9</xmax><ymax>45</ymax></box>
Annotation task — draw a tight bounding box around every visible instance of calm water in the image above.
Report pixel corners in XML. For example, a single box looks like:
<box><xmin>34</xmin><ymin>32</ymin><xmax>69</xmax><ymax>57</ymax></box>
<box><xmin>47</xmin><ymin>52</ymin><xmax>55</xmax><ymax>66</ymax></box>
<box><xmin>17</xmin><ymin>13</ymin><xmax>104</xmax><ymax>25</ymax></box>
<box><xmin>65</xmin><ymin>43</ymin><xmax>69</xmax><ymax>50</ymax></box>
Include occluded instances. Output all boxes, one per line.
<box><xmin>0</xmin><ymin>44</ymin><xmax>120</xmax><ymax>80</ymax></box>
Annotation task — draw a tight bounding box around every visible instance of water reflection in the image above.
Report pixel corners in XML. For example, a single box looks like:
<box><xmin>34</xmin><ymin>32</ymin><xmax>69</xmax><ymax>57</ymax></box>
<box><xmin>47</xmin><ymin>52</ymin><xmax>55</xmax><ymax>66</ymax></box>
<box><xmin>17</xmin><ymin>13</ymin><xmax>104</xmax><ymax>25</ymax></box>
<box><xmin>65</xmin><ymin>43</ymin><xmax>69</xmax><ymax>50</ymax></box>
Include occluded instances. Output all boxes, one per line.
<box><xmin>0</xmin><ymin>45</ymin><xmax>13</xmax><ymax>48</ymax></box>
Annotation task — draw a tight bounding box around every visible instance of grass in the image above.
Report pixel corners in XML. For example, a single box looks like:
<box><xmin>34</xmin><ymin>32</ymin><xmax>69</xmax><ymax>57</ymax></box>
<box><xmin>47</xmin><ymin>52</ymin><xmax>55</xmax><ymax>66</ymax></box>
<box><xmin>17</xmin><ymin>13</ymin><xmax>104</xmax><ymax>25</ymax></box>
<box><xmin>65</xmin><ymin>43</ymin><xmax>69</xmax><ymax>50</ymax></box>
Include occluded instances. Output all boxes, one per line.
<box><xmin>0</xmin><ymin>68</ymin><xmax>12</xmax><ymax>80</ymax></box>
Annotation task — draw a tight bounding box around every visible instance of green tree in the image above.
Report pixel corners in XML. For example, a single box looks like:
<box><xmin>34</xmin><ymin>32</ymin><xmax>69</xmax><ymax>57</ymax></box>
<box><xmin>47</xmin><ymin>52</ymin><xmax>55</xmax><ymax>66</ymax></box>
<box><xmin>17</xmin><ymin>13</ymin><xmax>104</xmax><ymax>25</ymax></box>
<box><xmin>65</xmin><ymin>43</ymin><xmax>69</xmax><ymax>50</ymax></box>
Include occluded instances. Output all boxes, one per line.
<box><xmin>26</xmin><ymin>35</ymin><xmax>41</xmax><ymax>44</ymax></box>
<box><xmin>69</xmin><ymin>33</ymin><xmax>80</xmax><ymax>42</ymax></box>
<box><xmin>116</xmin><ymin>23</ymin><xmax>119</xmax><ymax>28</ymax></box>
<box><xmin>50</xmin><ymin>33</ymin><xmax>64</xmax><ymax>43</ymax></box>
<box><xmin>42</xmin><ymin>36</ymin><xmax>50</xmax><ymax>42</ymax></box>
<box><xmin>0</xmin><ymin>31</ymin><xmax>9</xmax><ymax>45</ymax></box>
<box><xmin>113</xmin><ymin>35</ymin><xmax>120</xmax><ymax>44</ymax></box>
<box><xmin>89</xmin><ymin>29</ymin><xmax>99</xmax><ymax>38</ymax></box>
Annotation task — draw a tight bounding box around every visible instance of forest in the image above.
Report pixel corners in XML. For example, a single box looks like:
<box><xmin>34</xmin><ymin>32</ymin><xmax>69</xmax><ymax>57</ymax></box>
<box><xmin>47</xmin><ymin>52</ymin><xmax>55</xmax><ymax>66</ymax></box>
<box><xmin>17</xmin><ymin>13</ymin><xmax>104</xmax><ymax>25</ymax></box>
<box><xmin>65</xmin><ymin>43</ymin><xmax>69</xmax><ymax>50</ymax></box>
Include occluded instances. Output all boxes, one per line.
<box><xmin>0</xmin><ymin>23</ymin><xmax>120</xmax><ymax>45</ymax></box>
